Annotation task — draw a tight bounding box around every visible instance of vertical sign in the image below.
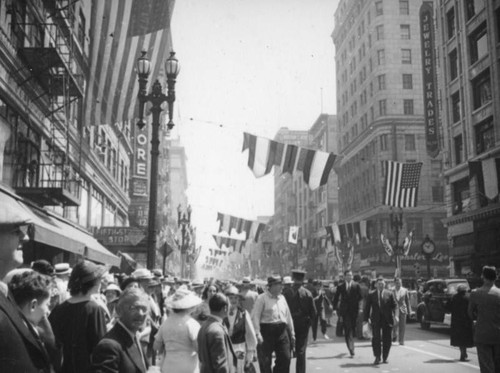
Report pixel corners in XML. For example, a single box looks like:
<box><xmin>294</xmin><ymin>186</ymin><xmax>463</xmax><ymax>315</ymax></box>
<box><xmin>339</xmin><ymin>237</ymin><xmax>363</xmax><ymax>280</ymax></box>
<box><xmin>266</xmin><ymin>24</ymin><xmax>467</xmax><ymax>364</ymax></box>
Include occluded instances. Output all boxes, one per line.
<box><xmin>420</xmin><ymin>3</ymin><xmax>440</xmax><ymax>158</ymax></box>
<box><xmin>129</xmin><ymin>122</ymin><xmax>150</xmax><ymax>228</ymax></box>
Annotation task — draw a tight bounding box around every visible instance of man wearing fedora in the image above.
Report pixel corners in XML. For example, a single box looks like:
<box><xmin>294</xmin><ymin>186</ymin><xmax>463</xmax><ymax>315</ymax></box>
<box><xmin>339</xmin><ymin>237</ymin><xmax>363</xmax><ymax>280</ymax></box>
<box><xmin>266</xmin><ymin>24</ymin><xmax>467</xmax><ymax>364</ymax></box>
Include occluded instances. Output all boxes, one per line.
<box><xmin>239</xmin><ymin>277</ymin><xmax>258</xmax><ymax>315</ymax></box>
<box><xmin>90</xmin><ymin>288</ymin><xmax>150</xmax><ymax>373</ymax></box>
<box><xmin>284</xmin><ymin>270</ymin><xmax>316</xmax><ymax>373</ymax></box>
<box><xmin>252</xmin><ymin>275</ymin><xmax>295</xmax><ymax>373</ymax></box>
<box><xmin>0</xmin><ymin>217</ymin><xmax>57</xmax><ymax>373</ymax></box>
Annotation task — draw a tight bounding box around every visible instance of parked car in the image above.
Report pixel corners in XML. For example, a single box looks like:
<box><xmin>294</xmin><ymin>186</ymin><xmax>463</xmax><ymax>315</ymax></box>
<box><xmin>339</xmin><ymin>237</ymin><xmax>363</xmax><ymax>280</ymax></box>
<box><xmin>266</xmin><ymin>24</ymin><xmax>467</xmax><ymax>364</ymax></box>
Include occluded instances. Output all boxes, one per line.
<box><xmin>416</xmin><ymin>278</ymin><xmax>470</xmax><ymax>330</ymax></box>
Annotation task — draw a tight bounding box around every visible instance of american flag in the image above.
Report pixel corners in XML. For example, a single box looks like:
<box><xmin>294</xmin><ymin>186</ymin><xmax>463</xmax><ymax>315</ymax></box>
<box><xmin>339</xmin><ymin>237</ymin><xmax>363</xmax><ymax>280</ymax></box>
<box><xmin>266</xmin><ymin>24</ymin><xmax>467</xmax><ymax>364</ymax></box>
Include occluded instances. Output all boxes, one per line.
<box><xmin>84</xmin><ymin>0</ymin><xmax>174</xmax><ymax>127</ymax></box>
<box><xmin>383</xmin><ymin>161</ymin><xmax>423</xmax><ymax>208</ymax></box>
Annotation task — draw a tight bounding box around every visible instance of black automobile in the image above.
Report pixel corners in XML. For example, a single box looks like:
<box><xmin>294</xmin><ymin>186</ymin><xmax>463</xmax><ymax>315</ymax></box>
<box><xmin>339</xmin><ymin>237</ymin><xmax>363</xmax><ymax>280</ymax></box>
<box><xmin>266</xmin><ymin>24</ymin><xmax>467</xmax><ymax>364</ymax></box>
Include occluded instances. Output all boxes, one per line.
<box><xmin>416</xmin><ymin>279</ymin><xmax>470</xmax><ymax>330</ymax></box>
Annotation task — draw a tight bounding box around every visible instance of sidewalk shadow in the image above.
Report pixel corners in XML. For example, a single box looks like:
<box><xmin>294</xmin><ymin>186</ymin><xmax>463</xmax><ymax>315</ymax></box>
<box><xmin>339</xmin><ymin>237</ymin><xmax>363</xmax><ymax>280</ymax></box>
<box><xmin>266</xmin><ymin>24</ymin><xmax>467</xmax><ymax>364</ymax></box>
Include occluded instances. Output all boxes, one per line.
<box><xmin>423</xmin><ymin>359</ymin><xmax>455</xmax><ymax>364</ymax></box>
<box><xmin>340</xmin><ymin>362</ymin><xmax>379</xmax><ymax>368</ymax></box>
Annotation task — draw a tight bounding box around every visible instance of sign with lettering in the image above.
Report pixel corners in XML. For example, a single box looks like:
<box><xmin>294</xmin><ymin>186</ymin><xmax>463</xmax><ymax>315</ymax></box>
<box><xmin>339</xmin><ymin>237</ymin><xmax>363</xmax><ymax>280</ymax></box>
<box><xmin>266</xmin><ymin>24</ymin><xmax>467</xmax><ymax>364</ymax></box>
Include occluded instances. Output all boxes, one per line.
<box><xmin>129</xmin><ymin>203</ymin><xmax>149</xmax><ymax>228</ymax></box>
<box><xmin>132</xmin><ymin>124</ymin><xmax>149</xmax><ymax>197</ymax></box>
<box><xmin>95</xmin><ymin>227</ymin><xmax>146</xmax><ymax>246</ymax></box>
<box><xmin>420</xmin><ymin>3</ymin><xmax>440</xmax><ymax>158</ymax></box>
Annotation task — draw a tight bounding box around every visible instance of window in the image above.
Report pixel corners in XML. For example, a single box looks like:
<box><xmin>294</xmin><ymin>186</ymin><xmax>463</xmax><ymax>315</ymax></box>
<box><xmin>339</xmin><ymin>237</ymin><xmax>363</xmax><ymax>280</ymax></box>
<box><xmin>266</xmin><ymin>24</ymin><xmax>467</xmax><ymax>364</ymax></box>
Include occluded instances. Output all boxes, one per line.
<box><xmin>451</xmin><ymin>92</ymin><xmax>461</xmax><ymax>123</ymax></box>
<box><xmin>454</xmin><ymin>134</ymin><xmax>463</xmax><ymax>165</ymax></box>
<box><xmin>403</xmin><ymin>99</ymin><xmax>414</xmax><ymax>115</ymax></box>
<box><xmin>376</xmin><ymin>25</ymin><xmax>384</xmax><ymax>40</ymax></box>
<box><xmin>475</xmin><ymin>118</ymin><xmax>495</xmax><ymax>154</ymax></box>
<box><xmin>472</xmin><ymin>70</ymin><xmax>492</xmax><ymax>109</ymax></box>
<box><xmin>375</xmin><ymin>1</ymin><xmax>383</xmax><ymax>16</ymax></box>
<box><xmin>378</xmin><ymin>74</ymin><xmax>386</xmax><ymax>90</ymax></box>
<box><xmin>402</xmin><ymin>49</ymin><xmax>412</xmax><ymax>64</ymax></box>
<box><xmin>452</xmin><ymin>178</ymin><xmax>469</xmax><ymax>215</ymax></box>
<box><xmin>433</xmin><ymin>218</ymin><xmax>447</xmax><ymax>240</ymax></box>
<box><xmin>469</xmin><ymin>23</ymin><xmax>488</xmax><ymax>64</ymax></box>
<box><xmin>407</xmin><ymin>218</ymin><xmax>423</xmax><ymax>240</ymax></box>
<box><xmin>400</xmin><ymin>25</ymin><xmax>410</xmax><ymax>39</ymax></box>
<box><xmin>432</xmin><ymin>186</ymin><xmax>444</xmax><ymax>203</ymax></box>
<box><xmin>380</xmin><ymin>134</ymin><xmax>388</xmax><ymax>151</ymax></box>
<box><xmin>402</xmin><ymin>74</ymin><xmax>413</xmax><ymax>89</ymax></box>
<box><xmin>466</xmin><ymin>0</ymin><xmax>485</xmax><ymax>21</ymax></box>
<box><xmin>405</xmin><ymin>134</ymin><xmax>416</xmax><ymax>150</ymax></box>
<box><xmin>379</xmin><ymin>99</ymin><xmax>387</xmax><ymax>116</ymax></box>
<box><xmin>377</xmin><ymin>49</ymin><xmax>385</xmax><ymax>65</ymax></box>
<box><xmin>447</xmin><ymin>8</ymin><xmax>455</xmax><ymax>40</ymax></box>
<box><xmin>399</xmin><ymin>0</ymin><xmax>409</xmax><ymax>15</ymax></box>
<box><xmin>449</xmin><ymin>49</ymin><xmax>458</xmax><ymax>80</ymax></box>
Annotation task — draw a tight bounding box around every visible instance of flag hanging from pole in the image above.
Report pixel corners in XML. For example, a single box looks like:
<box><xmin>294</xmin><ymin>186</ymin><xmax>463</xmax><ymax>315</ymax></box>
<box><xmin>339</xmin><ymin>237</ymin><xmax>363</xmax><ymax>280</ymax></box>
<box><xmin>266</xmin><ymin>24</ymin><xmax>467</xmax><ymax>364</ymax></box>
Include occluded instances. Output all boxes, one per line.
<box><xmin>383</xmin><ymin>161</ymin><xmax>423</xmax><ymax>208</ymax></box>
<box><xmin>288</xmin><ymin>226</ymin><xmax>299</xmax><ymax>244</ymax></box>
<box><xmin>469</xmin><ymin>158</ymin><xmax>500</xmax><ymax>202</ymax></box>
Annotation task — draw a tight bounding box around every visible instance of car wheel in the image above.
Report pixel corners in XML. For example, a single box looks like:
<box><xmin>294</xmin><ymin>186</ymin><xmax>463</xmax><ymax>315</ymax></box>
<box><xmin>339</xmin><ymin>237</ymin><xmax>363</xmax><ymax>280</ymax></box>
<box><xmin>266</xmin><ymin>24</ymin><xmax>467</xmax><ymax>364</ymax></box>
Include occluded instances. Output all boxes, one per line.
<box><xmin>420</xmin><ymin>313</ymin><xmax>431</xmax><ymax>330</ymax></box>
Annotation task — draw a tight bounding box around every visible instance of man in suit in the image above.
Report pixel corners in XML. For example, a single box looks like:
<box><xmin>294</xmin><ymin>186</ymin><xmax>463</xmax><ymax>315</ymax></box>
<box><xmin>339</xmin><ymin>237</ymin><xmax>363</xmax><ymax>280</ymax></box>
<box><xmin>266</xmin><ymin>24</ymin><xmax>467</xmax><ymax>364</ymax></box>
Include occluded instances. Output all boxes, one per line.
<box><xmin>0</xmin><ymin>219</ymin><xmax>56</xmax><ymax>373</ymax></box>
<box><xmin>364</xmin><ymin>277</ymin><xmax>396</xmax><ymax>365</ymax></box>
<box><xmin>392</xmin><ymin>277</ymin><xmax>411</xmax><ymax>345</ymax></box>
<box><xmin>198</xmin><ymin>293</ymin><xmax>237</xmax><ymax>373</ymax></box>
<box><xmin>284</xmin><ymin>270</ymin><xmax>316</xmax><ymax>373</ymax></box>
<box><xmin>468</xmin><ymin>265</ymin><xmax>500</xmax><ymax>373</ymax></box>
<box><xmin>90</xmin><ymin>288</ymin><xmax>150</xmax><ymax>373</ymax></box>
<box><xmin>333</xmin><ymin>270</ymin><xmax>362</xmax><ymax>357</ymax></box>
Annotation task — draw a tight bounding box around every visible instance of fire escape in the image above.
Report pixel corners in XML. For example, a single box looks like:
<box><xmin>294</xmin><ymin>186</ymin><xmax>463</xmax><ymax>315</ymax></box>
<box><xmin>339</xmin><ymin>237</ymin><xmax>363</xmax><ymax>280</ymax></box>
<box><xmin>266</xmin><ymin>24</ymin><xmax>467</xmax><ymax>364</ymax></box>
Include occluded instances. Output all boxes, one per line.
<box><xmin>12</xmin><ymin>0</ymin><xmax>83</xmax><ymax>207</ymax></box>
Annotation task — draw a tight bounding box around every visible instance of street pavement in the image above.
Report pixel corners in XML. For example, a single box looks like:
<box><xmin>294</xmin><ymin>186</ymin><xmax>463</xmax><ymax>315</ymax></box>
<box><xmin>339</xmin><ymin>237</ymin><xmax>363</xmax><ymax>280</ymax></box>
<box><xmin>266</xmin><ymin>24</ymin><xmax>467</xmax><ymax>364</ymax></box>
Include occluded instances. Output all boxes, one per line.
<box><xmin>293</xmin><ymin>321</ymin><xmax>479</xmax><ymax>373</ymax></box>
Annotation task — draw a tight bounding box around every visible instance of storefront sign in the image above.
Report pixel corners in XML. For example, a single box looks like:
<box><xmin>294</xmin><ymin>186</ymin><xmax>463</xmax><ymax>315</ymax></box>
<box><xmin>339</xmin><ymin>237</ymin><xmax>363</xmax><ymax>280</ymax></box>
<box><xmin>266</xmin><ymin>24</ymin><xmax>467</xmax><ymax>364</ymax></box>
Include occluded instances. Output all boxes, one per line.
<box><xmin>132</xmin><ymin>124</ymin><xmax>149</xmax><ymax>197</ymax></box>
<box><xmin>95</xmin><ymin>227</ymin><xmax>146</xmax><ymax>246</ymax></box>
<box><xmin>420</xmin><ymin>3</ymin><xmax>440</xmax><ymax>158</ymax></box>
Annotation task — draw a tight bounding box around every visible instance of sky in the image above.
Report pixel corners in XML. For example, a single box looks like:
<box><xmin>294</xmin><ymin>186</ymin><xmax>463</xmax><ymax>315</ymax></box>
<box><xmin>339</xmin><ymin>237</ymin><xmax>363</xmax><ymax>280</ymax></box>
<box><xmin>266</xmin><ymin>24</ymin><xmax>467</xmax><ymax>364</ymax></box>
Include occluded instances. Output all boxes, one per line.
<box><xmin>169</xmin><ymin>0</ymin><xmax>340</xmax><ymax>253</ymax></box>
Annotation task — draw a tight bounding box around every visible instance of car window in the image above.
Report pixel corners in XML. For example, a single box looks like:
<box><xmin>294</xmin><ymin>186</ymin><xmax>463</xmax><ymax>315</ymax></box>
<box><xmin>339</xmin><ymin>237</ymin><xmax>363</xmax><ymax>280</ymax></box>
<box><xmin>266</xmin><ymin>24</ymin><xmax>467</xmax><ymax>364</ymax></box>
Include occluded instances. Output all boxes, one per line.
<box><xmin>447</xmin><ymin>282</ymin><xmax>468</xmax><ymax>294</ymax></box>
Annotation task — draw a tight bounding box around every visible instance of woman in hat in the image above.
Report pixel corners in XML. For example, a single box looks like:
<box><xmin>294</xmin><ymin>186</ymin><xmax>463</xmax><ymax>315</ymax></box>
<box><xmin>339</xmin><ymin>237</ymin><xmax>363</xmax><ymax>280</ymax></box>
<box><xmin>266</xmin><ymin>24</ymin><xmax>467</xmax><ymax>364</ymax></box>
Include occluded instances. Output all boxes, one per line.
<box><xmin>103</xmin><ymin>283</ymin><xmax>121</xmax><ymax>330</ymax></box>
<box><xmin>153</xmin><ymin>286</ymin><xmax>202</xmax><ymax>373</ymax></box>
<box><xmin>223</xmin><ymin>285</ymin><xmax>257</xmax><ymax>373</ymax></box>
<box><xmin>48</xmin><ymin>260</ymin><xmax>107</xmax><ymax>373</ymax></box>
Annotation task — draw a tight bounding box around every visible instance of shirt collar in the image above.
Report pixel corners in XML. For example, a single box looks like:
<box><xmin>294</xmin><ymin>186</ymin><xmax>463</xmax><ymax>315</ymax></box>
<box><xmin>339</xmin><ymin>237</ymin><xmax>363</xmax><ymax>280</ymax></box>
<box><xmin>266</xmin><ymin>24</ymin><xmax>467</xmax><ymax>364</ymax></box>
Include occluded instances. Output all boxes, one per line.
<box><xmin>266</xmin><ymin>290</ymin><xmax>280</xmax><ymax>299</ymax></box>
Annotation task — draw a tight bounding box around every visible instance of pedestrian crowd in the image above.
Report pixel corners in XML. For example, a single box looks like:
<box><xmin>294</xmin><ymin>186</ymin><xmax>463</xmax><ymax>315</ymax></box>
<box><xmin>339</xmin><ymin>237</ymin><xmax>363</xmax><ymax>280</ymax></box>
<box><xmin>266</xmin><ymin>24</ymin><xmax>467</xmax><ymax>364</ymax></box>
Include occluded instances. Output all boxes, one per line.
<box><xmin>1</xmin><ymin>222</ymin><xmax>499</xmax><ymax>373</ymax></box>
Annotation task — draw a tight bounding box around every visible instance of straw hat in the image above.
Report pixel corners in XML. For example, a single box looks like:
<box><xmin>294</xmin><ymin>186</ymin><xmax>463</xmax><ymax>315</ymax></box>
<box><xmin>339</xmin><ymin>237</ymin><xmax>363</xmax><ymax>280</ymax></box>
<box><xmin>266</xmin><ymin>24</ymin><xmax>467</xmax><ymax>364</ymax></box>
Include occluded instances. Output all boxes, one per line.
<box><xmin>131</xmin><ymin>268</ymin><xmax>154</xmax><ymax>280</ymax></box>
<box><xmin>104</xmin><ymin>283</ymin><xmax>122</xmax><ymax>295</ymax></box>
<box><xmin>54</xmin><ymin>263</ymin><xmax>71</xmax><ymax>276</ymax></box>
<box><xmin>282</xmin><ymin>276</ymin><xmax>293</xmax><ymax>285</ymax></box>
<box><xmin>167</xmin><ymin>286</ymin><xmax>202</xmax><ymax>310</ymax></box>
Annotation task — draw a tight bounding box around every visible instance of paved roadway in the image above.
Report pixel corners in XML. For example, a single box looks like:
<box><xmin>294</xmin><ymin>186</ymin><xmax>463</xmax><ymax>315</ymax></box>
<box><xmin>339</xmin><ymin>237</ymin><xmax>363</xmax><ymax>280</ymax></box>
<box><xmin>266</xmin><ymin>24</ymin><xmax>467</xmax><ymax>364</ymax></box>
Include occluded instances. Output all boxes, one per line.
<box><xmin>293</xmin><ymin>321</ymin><xmax>479</xmax><ymax>373</ymax></box>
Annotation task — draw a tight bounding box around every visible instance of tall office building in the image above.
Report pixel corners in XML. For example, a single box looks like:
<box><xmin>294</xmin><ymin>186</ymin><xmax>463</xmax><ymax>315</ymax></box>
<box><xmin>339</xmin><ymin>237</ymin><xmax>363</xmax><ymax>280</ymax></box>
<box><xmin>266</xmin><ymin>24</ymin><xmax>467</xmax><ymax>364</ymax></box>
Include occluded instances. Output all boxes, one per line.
<box><xmin>332</xmin><ymin>0</ymin><xmax>448</xmax><ymax>277</ymax></box>
<box><xmin>436</xmin><ymin>0</ymin><xmax>500</xmax><ymax>275</ymax></box>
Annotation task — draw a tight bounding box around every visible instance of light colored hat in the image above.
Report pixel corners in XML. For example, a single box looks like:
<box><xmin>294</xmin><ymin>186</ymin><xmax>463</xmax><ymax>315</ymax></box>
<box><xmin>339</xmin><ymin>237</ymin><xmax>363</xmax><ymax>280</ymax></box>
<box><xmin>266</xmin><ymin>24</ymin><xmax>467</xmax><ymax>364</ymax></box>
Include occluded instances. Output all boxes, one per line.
<box><xmin>3</xmin><ymin>268</ymin><xmax>33</xmax><ymax>284</ymax></box>
<box><xmin>167</xmin><ymin>286</ymin><xmax>202</xmax><ymax>310</ymax></box>
<box><xmin>283</xmin><ymin>276</ymin><xmax>293</xmax><ymax>285</ymax></box>
<box><xmin>104</xmin><ymin>283</ymin><xmax>122</xmax><ymax>294</ymax></box>
<box><xmin>55</xmin><ymin>263</ymin><xmax>71</xmax><ymax>276</ymax></box>
<box><xmin>225</xmin><ymin>285</ymin><xmax>243</xmax><ymax>297</ymax></box>
<box><xmin>131</xmin><ymin>268</ymin><xmax>154</xmax><ymax>280</ymax></box>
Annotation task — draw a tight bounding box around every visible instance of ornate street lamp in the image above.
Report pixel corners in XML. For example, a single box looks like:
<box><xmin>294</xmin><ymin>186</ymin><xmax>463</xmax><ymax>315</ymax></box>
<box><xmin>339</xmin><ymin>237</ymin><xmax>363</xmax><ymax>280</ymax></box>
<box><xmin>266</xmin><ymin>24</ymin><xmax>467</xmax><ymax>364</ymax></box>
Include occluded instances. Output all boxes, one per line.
<box><xmin>177</xmin><ymin>204</ymin><xmax>192</xmax><ymax>278</ymax></box>
<box><xmin>136</xmin><ymin>51</ymin><xmax>180</xmax><ymax>270</ymax></box>
<box><xmin>380</xmin><ymin>208</ymin><xmax>414</xmax><ymax>277</ymax></box>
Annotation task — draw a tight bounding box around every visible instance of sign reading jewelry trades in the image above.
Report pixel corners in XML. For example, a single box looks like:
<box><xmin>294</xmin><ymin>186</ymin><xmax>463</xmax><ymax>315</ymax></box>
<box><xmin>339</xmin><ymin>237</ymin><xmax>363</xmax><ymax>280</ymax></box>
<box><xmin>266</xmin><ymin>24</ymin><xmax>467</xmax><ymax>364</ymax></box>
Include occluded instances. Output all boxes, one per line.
<box><xmin>420</xmin><ymin>3</ymin><xmax>440</xmax><ymax>158</ymax></box>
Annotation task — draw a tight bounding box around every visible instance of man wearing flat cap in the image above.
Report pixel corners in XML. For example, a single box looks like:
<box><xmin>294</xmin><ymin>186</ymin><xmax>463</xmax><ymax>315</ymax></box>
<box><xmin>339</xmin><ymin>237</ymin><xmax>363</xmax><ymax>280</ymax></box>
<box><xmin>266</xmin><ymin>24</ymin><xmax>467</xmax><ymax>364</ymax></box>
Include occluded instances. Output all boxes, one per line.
<box><xmin>252</xmin><ymin>275</ymin><xmax>295</xmax><ymax>373</ymax></box>
<box><xmin>283</xmin><ymin>270</ymin><xmax>316</xmax><ymax>373</ymax></box>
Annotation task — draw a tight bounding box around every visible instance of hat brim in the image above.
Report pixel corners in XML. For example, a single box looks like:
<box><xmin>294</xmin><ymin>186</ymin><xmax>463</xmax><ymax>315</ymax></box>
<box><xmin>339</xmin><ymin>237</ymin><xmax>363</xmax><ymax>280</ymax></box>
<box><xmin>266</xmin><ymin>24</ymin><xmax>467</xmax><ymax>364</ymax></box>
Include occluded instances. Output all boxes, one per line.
<box><xmin>167</xmin><ymin>294</ymin><xmax>202</xmax><ymax>310</ymax></box>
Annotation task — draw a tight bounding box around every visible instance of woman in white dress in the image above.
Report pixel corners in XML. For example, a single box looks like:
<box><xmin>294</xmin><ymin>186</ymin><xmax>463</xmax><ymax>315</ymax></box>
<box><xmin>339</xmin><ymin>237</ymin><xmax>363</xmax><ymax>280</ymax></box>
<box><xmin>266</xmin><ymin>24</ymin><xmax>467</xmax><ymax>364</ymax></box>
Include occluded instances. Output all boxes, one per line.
<box><xmin>153</xmin><ymin>286</ymin><xmax>202</xmax><ymax>373</ymax></box>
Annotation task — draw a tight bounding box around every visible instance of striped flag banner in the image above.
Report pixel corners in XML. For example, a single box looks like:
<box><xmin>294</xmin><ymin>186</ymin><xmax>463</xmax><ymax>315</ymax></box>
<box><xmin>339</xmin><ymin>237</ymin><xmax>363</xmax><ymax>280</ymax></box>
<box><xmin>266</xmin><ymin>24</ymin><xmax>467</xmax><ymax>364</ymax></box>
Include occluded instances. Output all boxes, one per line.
<box><xmin>216</xmin><ymin>212</ymin><xmax>265</xmax><ymax>242</ymax></box>
<box><xmin>84</xmin><ymin>0</ymin><xmax>174</xmax><ymax>127</ymax></box>
<box><xmin>242</xmin><ymin>132</ymin><xmax>337</xmax><ymax>190</ymax></box>
<box><xmin>383</xmin><ymin>161</ymin><xmax>423</xmax><ymax>208</ymax></box>
<box><xmin>212</xmin><ymin>235</ymin><xmax>246</xmax><ymax>253</ymax></box>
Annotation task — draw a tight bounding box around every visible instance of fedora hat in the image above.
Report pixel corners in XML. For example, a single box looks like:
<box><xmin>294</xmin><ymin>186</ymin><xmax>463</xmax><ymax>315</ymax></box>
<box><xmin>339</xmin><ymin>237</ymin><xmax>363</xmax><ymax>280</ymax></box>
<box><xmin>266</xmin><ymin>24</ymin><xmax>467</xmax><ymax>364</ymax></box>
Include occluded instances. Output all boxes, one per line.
<box><xmin>167</xmin><ymin>286</ymin><xmax>202</xmax><ymax>310</ymax></box>
<box><xmin>267</xmin><ymin>275</ymin><xmax>282</xmax><ymax>286</ymax></box>
<box><xmin>131</xmin><ymin>268</ymin><xmax>154</xmax><ymax>280</ymax></box>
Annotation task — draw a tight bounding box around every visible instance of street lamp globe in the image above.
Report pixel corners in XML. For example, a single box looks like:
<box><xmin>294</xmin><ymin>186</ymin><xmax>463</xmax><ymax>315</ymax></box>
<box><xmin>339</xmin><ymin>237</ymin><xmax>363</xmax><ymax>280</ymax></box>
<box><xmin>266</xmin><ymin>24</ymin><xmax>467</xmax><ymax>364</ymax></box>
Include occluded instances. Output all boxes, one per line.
<box><xmin>165</xmin><ymin>51</ymin><xmax>180</xmax><ymax>78</ymax></box>
<box><xmin>136</xmin><ymin>51</ymin><xmax>151</xmax><ymax>78</ymax></box>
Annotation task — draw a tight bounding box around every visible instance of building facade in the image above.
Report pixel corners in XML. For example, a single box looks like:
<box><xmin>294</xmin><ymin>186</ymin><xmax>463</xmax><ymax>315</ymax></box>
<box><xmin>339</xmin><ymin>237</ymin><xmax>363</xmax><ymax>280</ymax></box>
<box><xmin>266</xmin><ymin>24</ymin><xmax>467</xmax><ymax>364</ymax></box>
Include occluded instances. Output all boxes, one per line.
<box><xmin>436</xmin><ymin>0</ymin><xmax>500</xmax><ymax>276</ymax></box>
<box><xmin>332</xmin><ymin>0</ymin><xmax>448</xmax><ymax>278</ymax></box>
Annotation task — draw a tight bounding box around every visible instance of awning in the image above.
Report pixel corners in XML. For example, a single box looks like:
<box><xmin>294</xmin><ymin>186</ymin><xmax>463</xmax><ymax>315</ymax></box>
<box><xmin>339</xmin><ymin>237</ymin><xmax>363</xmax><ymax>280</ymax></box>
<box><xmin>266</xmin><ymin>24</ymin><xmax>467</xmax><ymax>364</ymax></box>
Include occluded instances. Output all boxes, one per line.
<box><xmin>0</xmin><ymin>185</ymin><xmax>120</xmax><ymax>267</ymax></box>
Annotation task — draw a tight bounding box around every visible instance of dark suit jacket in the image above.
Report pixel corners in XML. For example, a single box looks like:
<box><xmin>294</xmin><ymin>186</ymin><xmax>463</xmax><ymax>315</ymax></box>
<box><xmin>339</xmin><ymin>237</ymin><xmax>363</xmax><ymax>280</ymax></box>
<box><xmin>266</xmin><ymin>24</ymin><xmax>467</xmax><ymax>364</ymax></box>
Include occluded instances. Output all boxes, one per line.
<box><xmin>197</xmin><ymin>315</ymin><xmax>237</xmax><ymax>373</ymax></box>
<box><xmin>90</xmin><ymin>322</ymin><xmax>147</xmax><ymax>373</ymax></box>
<box><xmin>333</xmin><ymin>281</ymin><xmax>362</xmax><ymax>318</ymax></box>
<box><xmin>364</xmin><ymin>289</ymin><xmax>396</xmax><ymax>327</ymax></box>
<box><xmin>0</xmin><ymin>291</ymin><xmax>52</xmax><ymax>373</ymax></box>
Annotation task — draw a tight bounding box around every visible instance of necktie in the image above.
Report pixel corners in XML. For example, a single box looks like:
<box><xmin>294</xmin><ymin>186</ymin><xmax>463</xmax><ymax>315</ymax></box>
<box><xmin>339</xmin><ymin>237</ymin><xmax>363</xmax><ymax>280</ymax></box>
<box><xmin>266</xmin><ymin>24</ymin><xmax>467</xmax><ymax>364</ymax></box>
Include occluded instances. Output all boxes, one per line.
<box><xmin>347</xmin><ymin>283</ymin><xmax>350</xmax><ymax>292</ymax></box>
<box><xmin>378</xmin><ymin>291</ymin><xmax>382</xmax><ymax>307</ymax></box>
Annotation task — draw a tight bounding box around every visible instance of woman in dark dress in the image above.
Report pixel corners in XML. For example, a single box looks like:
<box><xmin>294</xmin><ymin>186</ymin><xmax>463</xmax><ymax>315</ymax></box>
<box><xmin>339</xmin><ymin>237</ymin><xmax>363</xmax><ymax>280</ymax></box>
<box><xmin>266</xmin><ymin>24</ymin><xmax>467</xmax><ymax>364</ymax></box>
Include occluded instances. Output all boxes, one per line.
<box><xmin>49</xmin><ymin>261</ymin><xmax>107</xmax><ymax>373</ymax></box>
<box><xmin>445</xmin><ymin>284</ymin><xmax>474</xmax><ymax>361</ymax></box>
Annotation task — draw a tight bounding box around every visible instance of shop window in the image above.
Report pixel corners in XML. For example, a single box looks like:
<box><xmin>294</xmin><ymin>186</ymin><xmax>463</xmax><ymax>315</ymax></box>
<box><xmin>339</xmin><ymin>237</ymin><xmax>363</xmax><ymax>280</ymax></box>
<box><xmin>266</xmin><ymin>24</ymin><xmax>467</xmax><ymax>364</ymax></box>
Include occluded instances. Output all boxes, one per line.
<box><xmin>405</xmin><ymin>134</ymin><xmax>416</xmax><ymax>150</ymax></box>
<box><xmin>472</xmin><ymin>70</ymin><xmax>491</xmax><ymax>109</ymax></box>
<box><xmin>475</xmin><ymin>117</ymin><xmax>495</xmax><ymax>155</ymax></box>
<box><xmin>469</xmin><ymin>23</ymin><xmax>488</xmax><ymax>64</ymax></box>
